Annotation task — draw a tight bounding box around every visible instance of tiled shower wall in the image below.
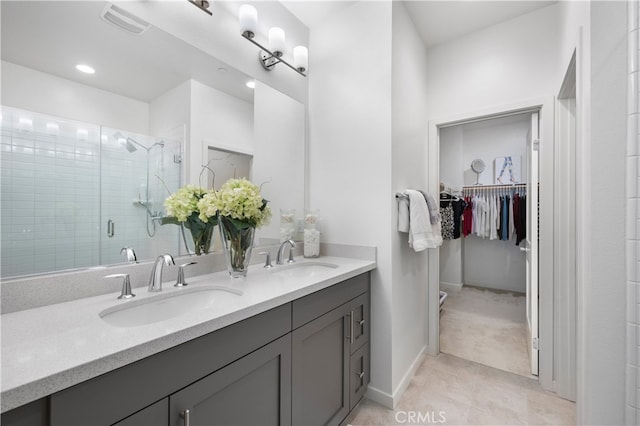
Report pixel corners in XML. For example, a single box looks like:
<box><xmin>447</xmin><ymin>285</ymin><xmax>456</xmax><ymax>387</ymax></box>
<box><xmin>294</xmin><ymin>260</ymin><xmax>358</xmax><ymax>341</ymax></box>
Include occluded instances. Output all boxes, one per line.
<box><xmin>1</xmin><ymin>108</ymin><xmax>101</xmax><ymax>276</ymax></box>
<box><xmin>628</xmin><ymin>1</ymin><xmax>639</xmax><ymax>424</ymax></box>
<box><xmin>0</xmin><ymin>107</ymin><xmax>182</xmax><ymax>278</ymax></box>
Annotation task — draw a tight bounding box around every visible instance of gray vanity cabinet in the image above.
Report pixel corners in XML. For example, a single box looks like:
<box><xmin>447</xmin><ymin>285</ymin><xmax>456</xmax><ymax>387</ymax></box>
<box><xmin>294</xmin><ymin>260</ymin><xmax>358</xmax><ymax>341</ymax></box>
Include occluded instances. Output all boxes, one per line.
<box><xmin>113</xmin><ymin>399</ymin><xmax>168</xmax><ymax>426</ymax></box>
<box><xmin>1</xmin><ymin>272</ymin><xmax>371</xmax><ymax>426</ymax></box>
<box><xmin>169</xmin><ymin>334</ymin><xmax>292</xmax><ymax>426</ymax></box>
<box><xmin>292</xmin><ymin>303</ymin><xmax>352</xmax><ymax>425</ymax></box>
<box><xmin>291</xmin><ymin>273</ymin><xmax>370</xmax><ymax>426</ymax></box>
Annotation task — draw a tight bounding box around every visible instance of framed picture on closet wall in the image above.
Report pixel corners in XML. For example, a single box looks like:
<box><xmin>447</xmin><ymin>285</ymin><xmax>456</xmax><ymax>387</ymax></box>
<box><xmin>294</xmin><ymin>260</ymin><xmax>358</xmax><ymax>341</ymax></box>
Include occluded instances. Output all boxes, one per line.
<box><xmin>494</xmin><ymin>156</ymin><xmax>522</xmax><ymax>184</ymax></box>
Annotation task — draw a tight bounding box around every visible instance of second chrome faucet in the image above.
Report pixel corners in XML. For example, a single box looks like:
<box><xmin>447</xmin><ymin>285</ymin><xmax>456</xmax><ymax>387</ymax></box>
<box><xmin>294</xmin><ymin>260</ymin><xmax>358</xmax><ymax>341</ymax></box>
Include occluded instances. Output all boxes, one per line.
<box><xmin>276</xmin><ymin>240</ymin><xmax>296</xmax><ymax>265</ymax></box>
<box><xmin>148</xmin><ymin>254</ymin><xmax>175</xmax><ymax>292</ymax></box>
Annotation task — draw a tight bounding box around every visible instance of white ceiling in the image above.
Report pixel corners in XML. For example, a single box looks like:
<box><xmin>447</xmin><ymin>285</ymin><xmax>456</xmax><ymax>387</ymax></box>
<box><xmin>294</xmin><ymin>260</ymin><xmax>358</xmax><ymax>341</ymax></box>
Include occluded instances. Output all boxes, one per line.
<box><xmin>1</xmin><ymin>1</ymin><xmax>255</xmax><ymax>103</ymax></box>
<box><xmin>2</xmin><ymin>1</ymin><xmax>558</xmax><ymax>106</ymax></box>
<box><xmin>282</xmin><ymin>0</ymin><xmax>557</xmax><ymax>47</ymax></box>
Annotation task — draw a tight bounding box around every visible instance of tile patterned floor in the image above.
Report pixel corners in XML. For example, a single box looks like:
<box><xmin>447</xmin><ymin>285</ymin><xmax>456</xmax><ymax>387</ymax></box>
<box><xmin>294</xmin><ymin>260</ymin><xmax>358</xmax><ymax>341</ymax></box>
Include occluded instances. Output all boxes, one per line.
<box><xmin>349</xmin><ymin>353</ymin><xmax>576</xmax><ymax>425</ymax></box>
<box><xmin>348</xmin><ymin>286</ymin><xmax>575</xmax><ymax>425</ymax></box>
<box><xmin>439</xmin><ymin>286</ymin><xmax>530</xmax><ymax>377</ymax></box>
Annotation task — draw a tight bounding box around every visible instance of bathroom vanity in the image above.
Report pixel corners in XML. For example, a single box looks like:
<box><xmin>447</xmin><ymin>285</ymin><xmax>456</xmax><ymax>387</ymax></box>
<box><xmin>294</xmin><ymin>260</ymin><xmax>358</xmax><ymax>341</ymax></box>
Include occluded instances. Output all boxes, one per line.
<box><xmin>1</xmin><ymin>256</ymin><xmax>374</xmax><ymax>426</ymax></box>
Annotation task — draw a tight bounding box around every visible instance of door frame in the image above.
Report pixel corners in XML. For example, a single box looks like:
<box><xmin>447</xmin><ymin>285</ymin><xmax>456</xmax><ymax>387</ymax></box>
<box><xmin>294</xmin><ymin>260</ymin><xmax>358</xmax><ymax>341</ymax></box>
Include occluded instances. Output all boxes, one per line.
<box><xmin>426</xmin><ymin>96</ymin><xmax>555</xmax><ymax>391</ymax></box>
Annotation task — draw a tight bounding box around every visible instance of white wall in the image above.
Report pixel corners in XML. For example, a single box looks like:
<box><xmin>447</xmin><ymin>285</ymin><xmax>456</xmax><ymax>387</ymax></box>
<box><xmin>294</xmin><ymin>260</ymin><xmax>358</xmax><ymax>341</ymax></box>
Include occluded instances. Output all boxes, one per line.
<box><xmin>581</xmin><ymin>1</ymin><xmax>627</xmax><ymax>423</ymax></box>
<box><xmin>308</xmin><ymin>0</ymin><xmax>394</xmax><ymax>404</ymax></box>
<box><xmin>626</xmin><ymin>2</ymin><xmax>639</xmax><ymax>423</ymax></box>
<box><xmin>2</xmin><ymin>61</ymin><xmax>149</xmax><ymax>133</ymax></box>
<box><xmin>390</xmin><ymin>1</ymin><xmax>430</xmax><ymax>403</ymax></box>
<box><xmin>253</xmin><ymin>82</ymin><xmax>305</xmax><ymax>243</ymax></box>
<box><xmin>425</xmin><ymin>4</ymin><xmax>562</xmax><ymax>119</ymax></box>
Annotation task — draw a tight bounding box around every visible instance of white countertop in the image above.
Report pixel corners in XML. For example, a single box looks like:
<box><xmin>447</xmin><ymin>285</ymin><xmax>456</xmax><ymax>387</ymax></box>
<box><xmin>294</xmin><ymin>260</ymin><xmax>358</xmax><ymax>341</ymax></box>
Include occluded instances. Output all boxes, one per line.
<box><xmin>1</xmin><ymin>256</ymin><xmax>376</xmax><ymax>412</ymax></box>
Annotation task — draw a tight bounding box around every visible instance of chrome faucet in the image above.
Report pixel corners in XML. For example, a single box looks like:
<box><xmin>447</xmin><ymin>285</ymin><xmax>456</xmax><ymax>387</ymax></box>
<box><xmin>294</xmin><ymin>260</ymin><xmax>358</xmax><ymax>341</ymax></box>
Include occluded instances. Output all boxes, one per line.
<box><xmin>148</xmin><ymin>254</ymin><xmax>175</xmax><ymax>292</ymax></box>
<box><xmin>120</xmin><ymin>247</ymin><xmax>137</xmax><ymax>263</ymax></box>
<box><xmin>276</xmin><ymin>240</ymin><xmax>296</xmax><ymax>265</ymax></box>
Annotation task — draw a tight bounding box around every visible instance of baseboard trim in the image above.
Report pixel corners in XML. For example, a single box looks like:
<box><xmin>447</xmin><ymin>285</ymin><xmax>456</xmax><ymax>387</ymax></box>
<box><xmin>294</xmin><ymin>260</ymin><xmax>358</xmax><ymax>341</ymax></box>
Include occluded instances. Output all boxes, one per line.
<box><xmin>366</xmin><ymin>346</ymin><xmax>426</xmax><ymax>409</ymax></box>
<box><xmin>365</xmin><ymin>386</ymin><xmax>394</xmax><ymax>409</ymax></box>
<box><xmin>440</xmin><ymin>282</ymin><xmax>463</xmax><ymax>292</ymax></box>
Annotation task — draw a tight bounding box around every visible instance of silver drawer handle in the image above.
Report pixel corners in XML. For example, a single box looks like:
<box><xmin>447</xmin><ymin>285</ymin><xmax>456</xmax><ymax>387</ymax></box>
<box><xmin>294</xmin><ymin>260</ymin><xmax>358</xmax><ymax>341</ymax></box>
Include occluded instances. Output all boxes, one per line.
<box><xmin>356</xmin><ymin>371</ymin><xmax>365</xmax><ymax>379</ymax></box>
<box><xmin>181</xmin><ymin>409</ymin><xmax>190</xmax><ymax>426</ymax></box>
<box><xmin>350</xmin><ymin>311</ymin><xmax>354</xmax><ymax>344</ymax></box>
<box><xmin>359</xmin><ymin>318</ymin><xmax>365</xmax><ymax>326</ymax></box>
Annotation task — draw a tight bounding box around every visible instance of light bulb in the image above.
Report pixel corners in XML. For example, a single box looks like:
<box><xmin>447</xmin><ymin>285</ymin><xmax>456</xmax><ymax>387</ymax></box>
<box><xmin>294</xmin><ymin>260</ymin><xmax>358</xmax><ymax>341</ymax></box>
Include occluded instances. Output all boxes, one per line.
<box><xmin>293</xmin><ymin>46</ymin><xmax>308</xmax><ymax>73</ymax></box>
<box><xmin>268</xmin><ymin>27</ymin><xmax>285</xmax><ymax>56</ymax></box>
<box><xmin>239</xmin><ymin>4</ymin><xmax>257</xmax><ymax>38</ymax></box>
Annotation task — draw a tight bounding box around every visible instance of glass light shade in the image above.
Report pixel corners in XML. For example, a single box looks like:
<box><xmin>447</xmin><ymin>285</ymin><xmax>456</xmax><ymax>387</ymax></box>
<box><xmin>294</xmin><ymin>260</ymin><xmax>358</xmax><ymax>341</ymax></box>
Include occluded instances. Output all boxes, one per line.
<box><xmin>268</xmin><ymin>27</ymin><xmax>285</xmax><ymax>55</ymax></box>
<box><xmin>293</xmin><ymin>46</ymin><xmax>308</xmax><ymax>72</ymax></box>
<box><xmin>239</xmin><ymin>4</ymin><xmax>257</xmax><ymax>37</ymax></box>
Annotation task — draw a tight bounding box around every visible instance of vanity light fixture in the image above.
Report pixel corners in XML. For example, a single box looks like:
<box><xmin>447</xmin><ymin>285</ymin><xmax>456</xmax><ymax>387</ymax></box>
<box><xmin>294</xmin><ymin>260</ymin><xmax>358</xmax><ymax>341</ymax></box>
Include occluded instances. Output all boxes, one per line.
<box><xmin>188</xmin><ymin>0</ymin><xmax>212</xmax><ymax>16</ymax></box>
<box><xmin>239</xmin><ymin>4</ymin><xmax>308</xmax><ymax>76</ymax></box>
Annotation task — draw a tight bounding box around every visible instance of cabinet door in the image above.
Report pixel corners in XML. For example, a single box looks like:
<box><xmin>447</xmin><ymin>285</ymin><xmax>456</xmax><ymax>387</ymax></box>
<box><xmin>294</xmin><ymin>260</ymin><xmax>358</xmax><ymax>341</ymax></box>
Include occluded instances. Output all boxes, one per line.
<box><xmin>292</xmin><ymin>303</ymin><xmax>350</xmax><ymax>426</ymax></box>
<box><xmin>349</xmin><ymin>292</ymin><xmax>369</xmax><ymax>354</ymax></box>
<box><xmin>114</xmin><ymin>399</ymin><xmax>168</xmax><ymax>426</ymax></box>
<box><xmin>349</xmin><ymin>345</ymin><xmax>370</xmax><ymax>410</ymax></box>
<box><xmin>169</xmin><ymin>334</ymin><xmax>291</xmax><ymax>426</ymax></box>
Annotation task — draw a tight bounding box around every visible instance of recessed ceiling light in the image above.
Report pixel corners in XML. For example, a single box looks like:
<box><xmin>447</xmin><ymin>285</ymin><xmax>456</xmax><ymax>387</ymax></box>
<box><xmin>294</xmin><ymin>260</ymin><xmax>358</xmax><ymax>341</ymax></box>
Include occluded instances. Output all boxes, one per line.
<box><xmin>76</xmin><ymin>64</ymin><xmax>96</xmax><ymax>74</ymax></box>
<box><xmin>246</xmin><ymin>81</ymin><xmax>256</xmax><ymax>89</ymax></box>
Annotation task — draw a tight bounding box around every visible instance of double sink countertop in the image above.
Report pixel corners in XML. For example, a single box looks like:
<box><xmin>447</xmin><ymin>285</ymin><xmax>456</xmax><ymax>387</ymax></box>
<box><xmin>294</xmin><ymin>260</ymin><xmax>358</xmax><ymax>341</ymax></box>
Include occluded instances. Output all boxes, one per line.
<box><xmin>1</xmin><ymin>256</ymin><xmax>376</xmax><ymax>413</ymax></box>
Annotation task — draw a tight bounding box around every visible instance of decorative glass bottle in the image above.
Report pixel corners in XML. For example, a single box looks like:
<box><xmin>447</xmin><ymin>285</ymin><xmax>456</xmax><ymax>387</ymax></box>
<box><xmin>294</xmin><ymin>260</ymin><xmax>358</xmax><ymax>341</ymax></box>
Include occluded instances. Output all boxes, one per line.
<box><xmin>303</xmin><ymin>210</ymin><xmax>320</xmax><ymax>258</ymax></box>
<box><xmin>280</xmin><ymin>209</ymin><xmax>296</xmax><ymax>242</ymax></box>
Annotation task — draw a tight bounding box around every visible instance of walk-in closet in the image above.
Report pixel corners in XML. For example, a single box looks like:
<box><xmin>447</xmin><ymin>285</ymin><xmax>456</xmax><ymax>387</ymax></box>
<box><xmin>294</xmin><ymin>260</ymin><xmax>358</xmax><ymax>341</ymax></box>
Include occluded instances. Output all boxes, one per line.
<box><xmin>438</xmin><ymin>111</ymin><xmax>538</xmax><ymax>378</ymax></box>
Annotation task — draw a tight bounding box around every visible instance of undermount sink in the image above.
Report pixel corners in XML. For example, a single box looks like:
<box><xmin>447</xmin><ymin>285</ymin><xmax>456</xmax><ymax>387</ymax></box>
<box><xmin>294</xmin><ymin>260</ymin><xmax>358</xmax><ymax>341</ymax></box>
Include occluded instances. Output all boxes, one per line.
<box><xmin>99</xmin><ymin>286</ymin><xmax>243</xmax><ymax>328</ymax></box>
<box><xmin>271</xmin><ymin>261</ymin><xmax>339</xmax><ymax>277</ymax></box>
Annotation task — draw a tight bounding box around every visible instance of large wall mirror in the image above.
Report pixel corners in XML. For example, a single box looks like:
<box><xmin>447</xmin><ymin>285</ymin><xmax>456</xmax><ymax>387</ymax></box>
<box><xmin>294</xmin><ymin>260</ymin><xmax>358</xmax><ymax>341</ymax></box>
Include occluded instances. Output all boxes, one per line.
<box><xmin>1</xmin><ymin>1</ymin><xmax>305</xmax><ymax>278</ymax></box>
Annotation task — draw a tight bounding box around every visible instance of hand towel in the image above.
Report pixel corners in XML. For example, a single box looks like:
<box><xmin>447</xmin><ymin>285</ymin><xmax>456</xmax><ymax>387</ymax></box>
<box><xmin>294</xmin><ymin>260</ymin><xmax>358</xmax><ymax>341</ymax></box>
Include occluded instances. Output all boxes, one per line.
<box><xmin>406</xmin><ymin>190</ymin><xmax>442</xmax><ymax>251</ymax></box>
<box><xmin>418</xmin><ymin>190</ymin><xmax>441</xmax><ymax>225</ymax></box>
<box><xmin>397</xmin><ymin>195</ymin><xmax>410</xmax><ymax>233</ymax></box>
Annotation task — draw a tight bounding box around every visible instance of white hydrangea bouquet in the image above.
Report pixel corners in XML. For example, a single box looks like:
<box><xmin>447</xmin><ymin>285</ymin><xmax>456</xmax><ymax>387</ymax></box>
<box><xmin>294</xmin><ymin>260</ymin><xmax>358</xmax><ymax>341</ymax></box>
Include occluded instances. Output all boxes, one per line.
<box><xmin>197</xmin><ymin>178</ymin><xmax>271</xmax><ymax>277</ymax></box>
<box><xmin>162</xmin><ymin>185</ymin><xmax>217</xmax><ymax>255</ymax></box>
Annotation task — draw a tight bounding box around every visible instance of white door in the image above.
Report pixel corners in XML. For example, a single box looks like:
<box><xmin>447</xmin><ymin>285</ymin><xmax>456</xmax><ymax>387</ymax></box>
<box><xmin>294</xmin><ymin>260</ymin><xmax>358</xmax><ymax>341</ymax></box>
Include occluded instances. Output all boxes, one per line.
<box><xmin>524</xmin><ymin>111</ymin><xmax>540</xmax><ymax>376</ymax></box>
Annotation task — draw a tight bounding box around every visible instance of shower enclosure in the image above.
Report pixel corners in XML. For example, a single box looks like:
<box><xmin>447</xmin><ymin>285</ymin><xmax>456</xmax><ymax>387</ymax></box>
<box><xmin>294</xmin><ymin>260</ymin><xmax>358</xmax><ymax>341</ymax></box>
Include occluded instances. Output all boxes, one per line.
<box><xmin>0</xmin><ymin>106</ymin><xmax>183</xmax><ymax>277</ymax></box>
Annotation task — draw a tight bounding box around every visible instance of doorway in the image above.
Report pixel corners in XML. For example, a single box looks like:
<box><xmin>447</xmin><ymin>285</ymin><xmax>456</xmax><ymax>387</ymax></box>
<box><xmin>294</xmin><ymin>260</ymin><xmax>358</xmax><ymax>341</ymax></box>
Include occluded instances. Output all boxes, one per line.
<box><xmin>426</xmin><ymin>97</ymin><xmax>555</xmax><ymax>391</ymax></box>
<box><xmin>437</xmin><ymin>111</ymin><xmax>539</xmax><ymax>378</ymax></box>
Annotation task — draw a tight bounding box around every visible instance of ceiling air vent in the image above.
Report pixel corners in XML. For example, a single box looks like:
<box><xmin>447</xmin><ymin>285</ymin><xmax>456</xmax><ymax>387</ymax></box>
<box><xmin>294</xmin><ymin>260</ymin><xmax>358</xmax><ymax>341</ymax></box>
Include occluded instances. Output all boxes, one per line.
<box><xmin>100</xmin><ymin>4</ymin><xmax>151</xmax><ymax>35</ymax></box>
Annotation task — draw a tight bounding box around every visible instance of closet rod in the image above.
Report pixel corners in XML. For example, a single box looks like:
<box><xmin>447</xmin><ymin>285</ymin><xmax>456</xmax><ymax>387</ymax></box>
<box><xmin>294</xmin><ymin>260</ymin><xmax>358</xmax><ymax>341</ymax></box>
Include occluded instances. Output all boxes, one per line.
<box><xmin>462</xmin><ymin>183</ymin><xmax>526</xmax><ymax>190</ymax></box>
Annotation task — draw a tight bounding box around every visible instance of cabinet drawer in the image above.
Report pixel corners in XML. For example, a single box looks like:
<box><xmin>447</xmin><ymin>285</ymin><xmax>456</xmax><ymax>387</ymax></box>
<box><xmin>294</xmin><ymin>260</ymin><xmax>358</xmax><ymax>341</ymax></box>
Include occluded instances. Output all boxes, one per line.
<box><xmin>349</xmin><ymin>345</ymin><xmax>370</xmax><ymax>411</ymax></box>
<box><xmin>292</xmin><ymin>273</ymin><xmax>369</xmax><ymax>329</ymax></box>
<box><xmin>349</xmin><ymin>292</ymin><xmax>369</xmax><ymax>354</ymax></box>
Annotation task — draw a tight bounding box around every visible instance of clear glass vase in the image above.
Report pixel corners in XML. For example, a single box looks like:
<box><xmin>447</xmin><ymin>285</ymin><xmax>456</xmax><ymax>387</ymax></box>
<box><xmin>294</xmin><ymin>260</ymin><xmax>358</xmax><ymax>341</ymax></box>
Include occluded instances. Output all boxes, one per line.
<box><xmin>218</xmin><ymin>216</ymin><xmax>255</xmax><ymax>278</ymax></box>
<box><xmin>186</xmin><ymin>217</ymin><xmax>215</xmax><ymax>256</ymax></box>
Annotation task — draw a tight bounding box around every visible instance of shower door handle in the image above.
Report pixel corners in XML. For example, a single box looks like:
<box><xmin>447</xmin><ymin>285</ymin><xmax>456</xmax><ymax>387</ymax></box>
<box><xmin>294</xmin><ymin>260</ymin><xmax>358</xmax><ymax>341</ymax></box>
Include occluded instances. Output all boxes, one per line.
<box><xmin>107</xmin><ymin>219</ymin><xmax>115</xmax><ymax>238</ymax></box>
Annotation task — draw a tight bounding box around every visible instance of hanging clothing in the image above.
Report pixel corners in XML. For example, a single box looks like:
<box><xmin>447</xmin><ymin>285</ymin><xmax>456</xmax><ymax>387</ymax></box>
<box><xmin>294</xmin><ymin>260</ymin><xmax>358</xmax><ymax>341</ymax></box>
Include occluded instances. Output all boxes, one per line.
<box><xmin>440</xmin><ymin>203</ymin><xmax>454</xmax><ymax>240</ymax></box>
<box><xmin>462</xmin><ymin>196</ymin><xmax>473</xmax><ymax>237</ymax></box>
<box><xmin>501</xmin><ymin>195</ymin><xmax>510</xmax><ymax>241</ymax></box>
<box><xmin>513</xmin><ymin>193</ymin><xmax>527</xmax><ymax>245</ymax></box>
<box><xmin>439</xmin><ymin>195</ymin><xmax>466</xmax><ymax>240</ymax></box>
